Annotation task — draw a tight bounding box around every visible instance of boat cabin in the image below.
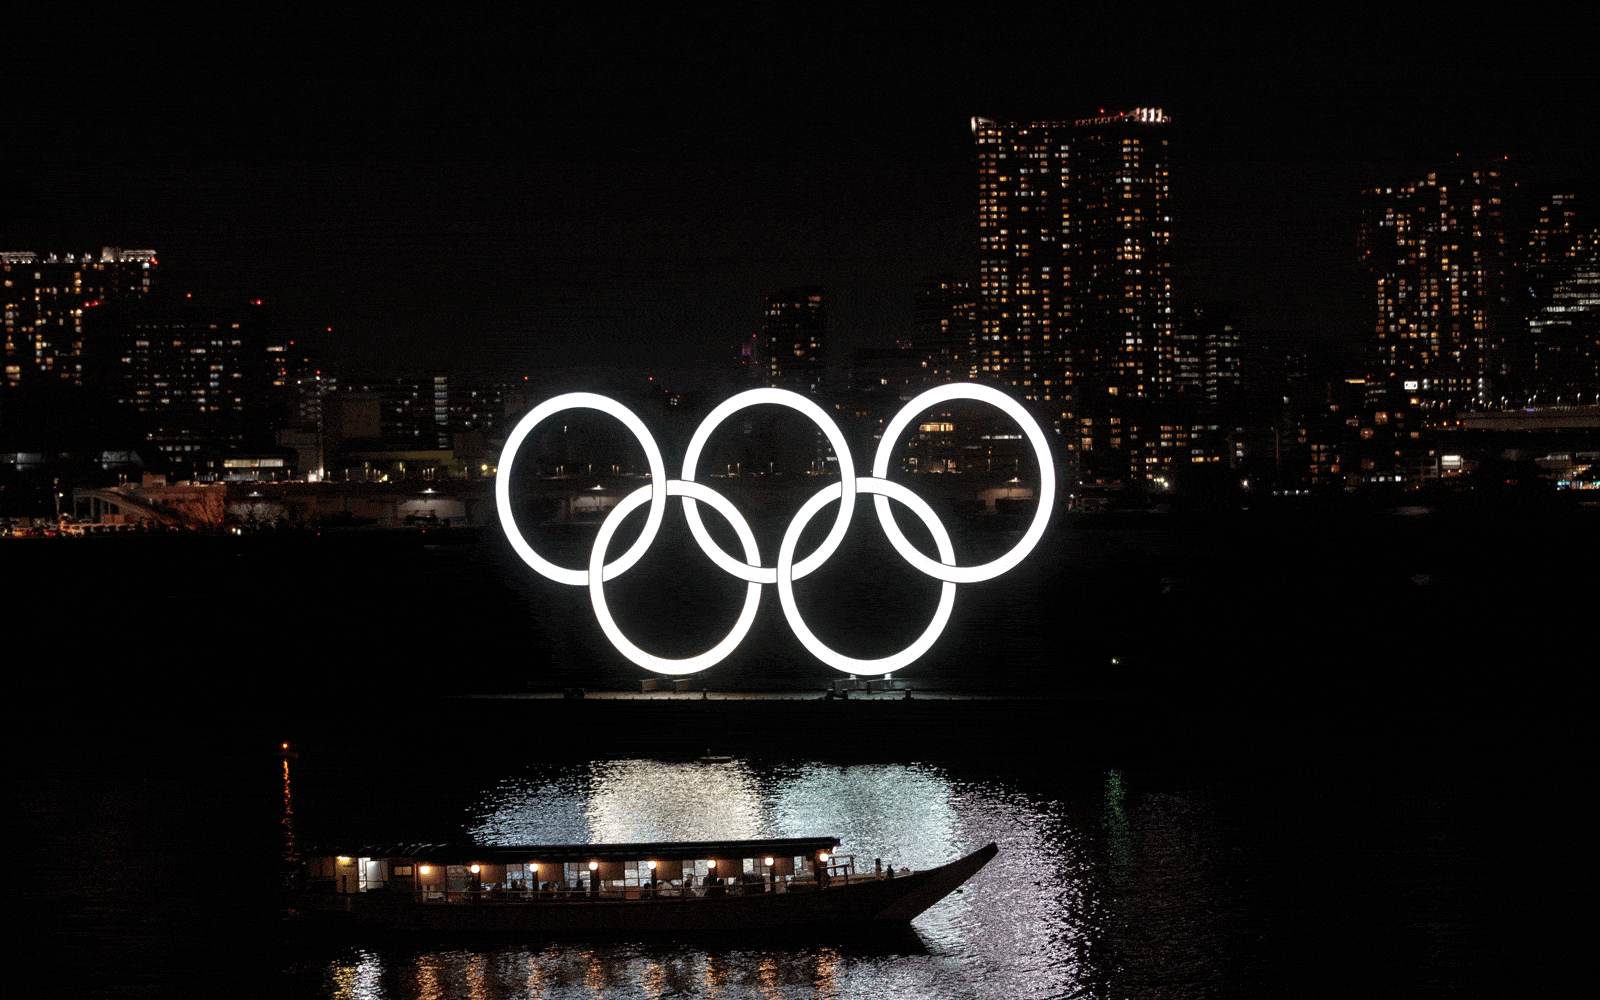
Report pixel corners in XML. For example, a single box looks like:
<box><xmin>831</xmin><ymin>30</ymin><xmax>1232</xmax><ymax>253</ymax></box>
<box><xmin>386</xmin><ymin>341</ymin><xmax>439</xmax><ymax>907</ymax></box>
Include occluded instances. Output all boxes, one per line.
<box><xmin>305</xmin><ymin>837</ymin><xmax>865</xmax><ymax>902</ymax></box>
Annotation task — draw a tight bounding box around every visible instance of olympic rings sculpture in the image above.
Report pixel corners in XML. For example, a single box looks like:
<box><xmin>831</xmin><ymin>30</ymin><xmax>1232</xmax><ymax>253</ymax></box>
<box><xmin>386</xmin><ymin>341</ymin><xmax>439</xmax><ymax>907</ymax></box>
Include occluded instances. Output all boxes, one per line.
<box><xmin>495</xmin><ymin>384</ymin><xmax>1054</xmax><ymax>677</ymax></box>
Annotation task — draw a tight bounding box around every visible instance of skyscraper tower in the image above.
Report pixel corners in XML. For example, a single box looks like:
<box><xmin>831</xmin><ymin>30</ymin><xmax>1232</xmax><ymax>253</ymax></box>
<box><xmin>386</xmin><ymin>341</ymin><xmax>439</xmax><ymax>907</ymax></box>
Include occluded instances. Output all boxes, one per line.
<box><xmin>1174</xmin><ymin>303</ymin><xmax>1243</xmax><ymax>405</ymax></box>
<box><xmin>2</xmin><ymin>247</ymin><xmax>157</xmax><ymax>387</ymax></box>
<box><xmin>908</xmin><ymin>274</ymin><xmax>977</xmax><ymax>384</ymax></box>
<box><xmin>758</xmin><ymin>286</ymin><xmax>826</xmax><ymax>394</ymax></box>
<box><xmin>973</xmin><ymin>110</ymin><xmax>1174</xmax><ymax>479</ymax></box>
<box><xmin>1524</xmin><ymin>193</ymin><xmax>1599</xmax><ymax>402</ymax></box>
<box><xmin>1359</xmin><ymin>169</ymin><xmax>1509</xmax><ymax>408</ymax></box>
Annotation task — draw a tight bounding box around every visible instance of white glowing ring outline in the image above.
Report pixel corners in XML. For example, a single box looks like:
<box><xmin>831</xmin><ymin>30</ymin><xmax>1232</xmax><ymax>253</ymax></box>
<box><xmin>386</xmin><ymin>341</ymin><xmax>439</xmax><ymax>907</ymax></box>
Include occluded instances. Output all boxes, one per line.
<box><xmin>871</xmin><ymin>383</ymin><xmax>1056</xmax><ymax>584</ymax></box>
<box><xmin>589</xmin><ymin>481</ymin><xmax>763</xmax><ymax>675</ymax></box>
<box><xmin>495</xmin><ymin>392</ymin><xmax>669</xmax><ymax>586</ymax></box>
<box><xmin>776</xmin><ymin>479</ymin><xmax>957</xmax><ymax>675</ymax></box>
<box><xmin>679</xmin><ymin>388</ymin><xmax>855</xmax><ymax>584</ymax></box>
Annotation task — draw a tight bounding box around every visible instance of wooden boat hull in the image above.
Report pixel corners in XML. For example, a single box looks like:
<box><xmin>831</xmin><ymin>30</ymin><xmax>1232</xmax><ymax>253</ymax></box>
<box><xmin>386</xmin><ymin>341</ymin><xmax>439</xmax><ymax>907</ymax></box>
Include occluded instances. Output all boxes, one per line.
<box><xmin>306</xmin><ymin>843</ymin><xmax>997</xmax><ymax>934</ymax></box>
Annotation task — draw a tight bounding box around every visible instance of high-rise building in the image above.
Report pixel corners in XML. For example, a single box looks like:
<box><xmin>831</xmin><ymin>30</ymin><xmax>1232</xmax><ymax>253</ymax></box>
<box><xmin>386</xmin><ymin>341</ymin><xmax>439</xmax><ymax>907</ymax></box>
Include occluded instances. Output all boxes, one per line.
<box><xmin>1173</xmin><ymin>303</ymin><xmax>1243</xmax><ymax>405</ymax></box>
<box><xmin>908</xmin><ymin>274</ymin><xmax>977</xmax><ymax>385</ymax></box>
<box><xmin>755</xmin><ymin>286</ymin><xmax>826</xmax><ymax>394</ymax></box>
<box><xmin>972</xmin><ymin>110</ymin><xmax>1175</xmax><ymax>480</ymax></box>
<box><xmin>117</xmin><ymin>298</ymin><xmax>270</xmax><ymax>418</ymax></box>
<box><xmin>112</xmin><ymin>295</ymin><xmax>275</xmax><ymax>466</ymax></box>
<box><xmin>2</xmin><ymin>248</ymin><xmax>157</xmax><ymax>387</ymax></box>
<box><xmin>1524</xmin><ymin>194</ymin><xmax>1599</xmax><ymax>401</ymax></box>
<box><xmin>1359</xmin><ymin>169</ymin><xmax>1510</xmax><ymax>408</ymax></box>
<box><xmin>266</xmin><ymin>334</ymin><xmax>319</xmax><ymax>430</ymax></box>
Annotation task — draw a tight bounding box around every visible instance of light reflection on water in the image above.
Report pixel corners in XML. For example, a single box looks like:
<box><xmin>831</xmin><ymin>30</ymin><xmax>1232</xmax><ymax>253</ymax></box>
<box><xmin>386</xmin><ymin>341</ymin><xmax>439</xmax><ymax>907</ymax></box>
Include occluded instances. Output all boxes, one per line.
<box><xmin>315</xmin><ymin>759</ymin><xmax>1089</xmax><ymax>999</ymax></box>
<box><xmin>467</xmin><ymin>761</ymin><xmax>969</xmax><ymax>870</ymax></box>
<box><xmin>290</xmin><ymin>751</ymin><xmax>1519</xmax><ymax>998</ymax></box>
<box><xmin>326</xmin><ymin>944</ymin><xmax>864</xmax><ymax>1000</ymax></box>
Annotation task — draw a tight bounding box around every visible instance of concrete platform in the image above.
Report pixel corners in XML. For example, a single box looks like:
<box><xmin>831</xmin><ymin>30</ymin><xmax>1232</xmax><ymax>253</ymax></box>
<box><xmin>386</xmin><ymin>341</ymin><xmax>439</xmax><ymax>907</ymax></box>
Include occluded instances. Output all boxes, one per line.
<box><xmin>456</xmin><ymin>690</ymin><xmax>1015</xmax><ymax>701</ymax></box>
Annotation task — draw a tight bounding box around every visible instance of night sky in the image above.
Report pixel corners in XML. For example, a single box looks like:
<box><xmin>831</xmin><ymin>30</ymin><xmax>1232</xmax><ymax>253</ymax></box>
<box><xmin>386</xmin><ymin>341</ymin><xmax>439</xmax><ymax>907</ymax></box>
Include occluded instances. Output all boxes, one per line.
<box><xmin>7</xmin><ymin>7</ymin><xmax>1595</xmax><ymax>390</ymax></box>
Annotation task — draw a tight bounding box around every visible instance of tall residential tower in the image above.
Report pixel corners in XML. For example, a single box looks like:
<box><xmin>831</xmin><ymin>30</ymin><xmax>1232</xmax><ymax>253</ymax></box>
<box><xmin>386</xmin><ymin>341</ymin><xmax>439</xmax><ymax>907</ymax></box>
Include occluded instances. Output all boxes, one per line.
<box><xmin>755</xmin><ymin>286</ymin><xmax>826</xmax><ymax>394</ymax></box>
<box><xmin>1359</xmin><ymin>169</ymin><xmax>1509</xmax><ymax>408</ymax></box>
<box><xmin>1524</xmin><ymin>193</ymin><xmax>1599</xmax><ymax>401</ymax></box>
<box><xmin>2</xmin><ymin>247</ymin><xmax>157</xmax><ymax>387</ymax></box>
<box><xmin>973</xmin><ymin>110</ymin><xmax>1175</xmax><ymax>479</ymax></box>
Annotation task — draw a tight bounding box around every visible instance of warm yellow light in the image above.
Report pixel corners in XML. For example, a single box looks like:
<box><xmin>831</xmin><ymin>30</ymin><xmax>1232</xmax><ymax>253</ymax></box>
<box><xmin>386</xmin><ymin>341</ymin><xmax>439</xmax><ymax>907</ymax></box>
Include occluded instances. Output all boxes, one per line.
<box><xmin>763</xmin><ymin>857</ymin><xmax>774</xmax><ymax>867</ymax></box>
<box><xmin>470</xmin><ymin>864</ymin><xmax>480</xmax><ymax>874</ymax></box>
<box><xmin>419</xmin><ymin>866</ymin><xmax>431</xmax><ymax>875</ymax></box>
<box><xmin>529</xmin><ymin>864</ymin><xmax>539</xmax><ymax>873</ymax></box>
<box><xmin>646</xmin><ymin>860</ymin><xmax>656</xmax><ymax>870</ymax></box>
<box><xmin>589</xmin><ymin>861</ymin><xmax>599</xmax><ymax>871</ymax></box>
<box><xmin>818</xmin><ymin>853</ymin><xmax>830</xmax><ymax>863</ymax></box>
<box><xmin>707</xmin><ymin>859</ymin><xmax>717</xmax><ymax>869</ymax></box>
<box><xmin>337</xmin><ymin>856</ymin><xmax>352</xmax><ymax>865</ymax></box>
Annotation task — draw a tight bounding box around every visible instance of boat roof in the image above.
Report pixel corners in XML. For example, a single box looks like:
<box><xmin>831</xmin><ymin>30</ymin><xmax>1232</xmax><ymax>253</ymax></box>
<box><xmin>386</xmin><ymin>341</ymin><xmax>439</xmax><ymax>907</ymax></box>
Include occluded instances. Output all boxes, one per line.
<box><xmin>307</xmin><ymin>836</ymin><xmax>842</xmax><ymax>863</ymax></box>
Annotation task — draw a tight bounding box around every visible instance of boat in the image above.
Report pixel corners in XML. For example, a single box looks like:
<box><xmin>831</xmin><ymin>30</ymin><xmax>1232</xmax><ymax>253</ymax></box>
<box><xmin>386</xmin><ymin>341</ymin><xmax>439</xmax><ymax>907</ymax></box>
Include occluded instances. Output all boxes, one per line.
<box><xmin>297</xmin><ymin>836</ymin><xmax>996</xmax><ymax>933</ymax></box>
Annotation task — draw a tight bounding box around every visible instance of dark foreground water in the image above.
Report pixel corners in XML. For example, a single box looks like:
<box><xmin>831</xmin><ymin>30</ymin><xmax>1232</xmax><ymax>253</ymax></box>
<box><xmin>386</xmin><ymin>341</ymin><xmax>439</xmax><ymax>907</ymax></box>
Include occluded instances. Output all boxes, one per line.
<box><xmin>20</xmin><ymin>700</ymin><xmax>1585</xmax><ymax>1000</ymax></box>
<box><xmin>12</xmin><ymin>502</ymin><xmax>1593</xmax><ymax>997</ymax></box>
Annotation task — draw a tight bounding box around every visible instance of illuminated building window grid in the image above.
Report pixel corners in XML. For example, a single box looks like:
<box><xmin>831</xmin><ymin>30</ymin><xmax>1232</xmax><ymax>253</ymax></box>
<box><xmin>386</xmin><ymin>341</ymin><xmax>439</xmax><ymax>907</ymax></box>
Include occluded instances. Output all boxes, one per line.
<box><xmin>972</xmin><ymin>116</ymin><xmax>1177</xmax><ymax>416</ymax></box>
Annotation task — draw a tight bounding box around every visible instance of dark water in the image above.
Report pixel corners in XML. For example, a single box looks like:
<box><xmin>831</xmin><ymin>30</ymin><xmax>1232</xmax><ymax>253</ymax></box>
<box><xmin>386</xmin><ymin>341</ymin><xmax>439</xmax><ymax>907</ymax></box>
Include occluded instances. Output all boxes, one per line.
<box><xmin>12</xmin><ymin>503</ymin><xmax>1593</xmax><ymax>997</ymax></box>
<box><xmin>20</xmin><ymin>706</ymin><xmax>1583</xmax><ymax>999</ymax></box>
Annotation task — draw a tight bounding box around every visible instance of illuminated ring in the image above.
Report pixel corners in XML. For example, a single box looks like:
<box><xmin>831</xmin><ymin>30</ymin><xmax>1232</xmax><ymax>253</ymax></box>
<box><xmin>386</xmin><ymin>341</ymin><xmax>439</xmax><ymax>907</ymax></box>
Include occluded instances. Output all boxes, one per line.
<box><xmin>495</xmin><ymin>392</ymin><xmax>669</xmax><ymax>586</ymax></box>
<box><xmin>588</xmin><ymin>480</ymin><xmax>762</xmax><ymax>676</ymax></box>
<box><xmin>775</xmin><ymin>478</ymin><xmax>956</xmax><ymax>675</ymax></box>
<box><xmin>679</xmin><ymin>387</ymin><xmax>856</xmax><ymax>583</ymax></box>
<box><xmin>871</xmin><ymin>384</ymin><xmax>1055</xmax><ymax>584</ymax></box>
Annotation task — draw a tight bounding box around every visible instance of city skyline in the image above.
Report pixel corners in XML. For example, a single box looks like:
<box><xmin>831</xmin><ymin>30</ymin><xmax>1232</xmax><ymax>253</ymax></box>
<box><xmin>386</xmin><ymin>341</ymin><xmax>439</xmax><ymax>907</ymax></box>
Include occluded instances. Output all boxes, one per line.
<box><xmin>6</xmin><ymin>9</ymin><xmax>1595</xmax><ymax>391</ymax></box>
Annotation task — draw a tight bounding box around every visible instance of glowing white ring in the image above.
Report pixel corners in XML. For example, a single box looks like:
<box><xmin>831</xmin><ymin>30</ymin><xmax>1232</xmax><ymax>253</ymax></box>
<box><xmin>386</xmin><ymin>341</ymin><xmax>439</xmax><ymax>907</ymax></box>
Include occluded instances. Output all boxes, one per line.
<box><xmin>871</xmin><ymin>383</ymin><xmax>1055</xmax><ymax>583</ymax></box>
<box><xmin>588</xmin><ymin>481</ymin><xmax>763</xmax><ymax>676</ymax></box>
<box><xmin>495</xmin><ymin>392</ymin><xmax>669</xmax><ymax>586</ymax></box>
<box><xmin>679</xmin><ymin>388</ymin><xmax>855</xmax><ymax>583</ymax></box>
<box><xmin>775</xmin><ymin>479</ymin><xmax>957</xmax><ymax>675</ymax></box>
